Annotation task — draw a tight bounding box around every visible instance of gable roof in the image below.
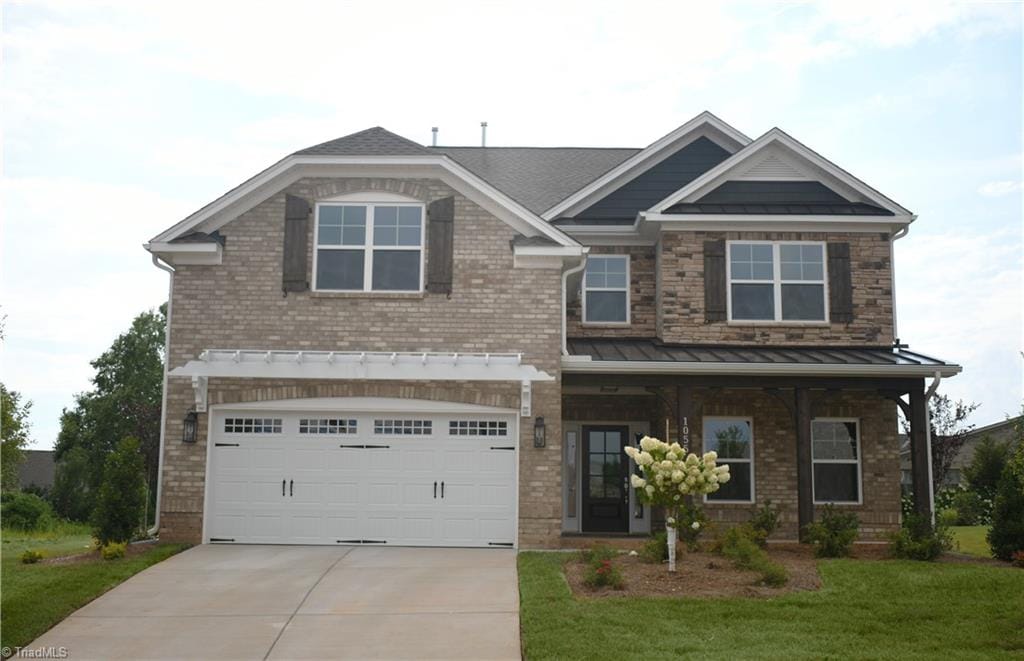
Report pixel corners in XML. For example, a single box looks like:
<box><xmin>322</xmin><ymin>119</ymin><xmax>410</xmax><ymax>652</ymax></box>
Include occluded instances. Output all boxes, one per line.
<box><xmin>665</xmin><ymin>181</ymin><xmax>894</xmax><ymax>216</ymax></box>
<box><xmin>294</xmin><ymin>127</ymin><xmax>433</xmax><ymax>156</ymax></box>
<box><xmin>433</xmin><ymin>147</ymin><xmax>638</xmax><ymax>215</ymax></box>
<box><xmin>650</xmin><ymin>128</ymin><xmax>913</xmax><ymax>217</ymax></box>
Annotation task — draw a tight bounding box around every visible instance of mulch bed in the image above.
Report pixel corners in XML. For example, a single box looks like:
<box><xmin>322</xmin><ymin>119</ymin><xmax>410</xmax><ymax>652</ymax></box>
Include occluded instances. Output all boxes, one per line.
<box><xmin>40</xmin><ymin>539</ymin><xmax>158</xmax><ymax>566</ymax></box>
<box><xmin>566</xmin><ymin>546</ymin><xmax>821</xmax><ymax>599</ymax></box>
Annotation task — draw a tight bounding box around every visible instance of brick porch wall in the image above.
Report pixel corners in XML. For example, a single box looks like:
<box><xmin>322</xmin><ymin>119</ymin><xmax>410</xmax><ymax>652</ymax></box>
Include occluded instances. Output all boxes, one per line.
<box><xmin>159</xmin><ymin>176</ymin><xmax>564</xmax><ymax>548</ymax></box>
<box><xmin>563</xmin><ymin>389</ymin><xmax>901</xmax><ymax>541</ymax></box>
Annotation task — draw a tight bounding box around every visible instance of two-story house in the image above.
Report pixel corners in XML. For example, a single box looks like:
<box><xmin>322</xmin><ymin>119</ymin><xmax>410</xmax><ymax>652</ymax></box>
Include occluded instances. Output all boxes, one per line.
<box><xmin>145</xmin><ymin>112</ymin><xmax>960</xmax><ymax>548</ymax></box>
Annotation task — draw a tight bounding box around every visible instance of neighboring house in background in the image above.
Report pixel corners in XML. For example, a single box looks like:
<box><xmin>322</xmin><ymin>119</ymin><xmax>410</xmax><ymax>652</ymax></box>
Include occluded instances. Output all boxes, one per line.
<box><xmin>18</xmin><ymin>450</ymin><xmax>55</xmax><ymax>492</ymax></box>
<box><xmin>900</xmin><ymin>415</ymin><xmax>1023</xmax><ymax>493</ymax></box>
<box><xmin>145</xmin><ymin>112</ymin><xmax>960</xmax><ymax>549</ymax></box>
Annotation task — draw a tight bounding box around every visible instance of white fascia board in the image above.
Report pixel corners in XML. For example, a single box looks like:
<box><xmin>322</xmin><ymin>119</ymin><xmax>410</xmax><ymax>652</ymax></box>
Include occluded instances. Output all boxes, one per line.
<box><xmin>170</xmin><ymin>349</ymin><xmax>555</xmax><ymax>382</ymax></box>
<box><xmin>561</xmin><ymin>357</ymin><xmax>962</xmax><ymax>379</ymax></box>
<box><xmin>642</xmin><ymin>213</ymin><xmax>914</xmax><ymax>234</ymax></box>
<box><xmin>648</xmin><ymin>128</ymin><xmax>913</xmax><ymax>216</ymax></box>
<box><xmin>148</xmin><ymin>155</ymin><xmax>578</xmax><ymax>248</ymax></box>
<box><xmin>511</xmin><ymin>245</ymin><xmax>587</xmax><ymax>257</ymax></box>
<box><xmin>541</xmin><ymin>112</ymin><xmax>752</xmax><ymax>221</ymax></box>
<box><xmin>144</xmin><ymin>241</ymin><xmax>223</xmax><ymax>265</ymax></box>
<box><xmin>216</xmin><ymin>396</ymin><xmax>517</xmax><ymax>414</ymax></box>
<box><xmin>145</xmin><ymin>241</ymin><xmax>220</xmax><ymax>253</ymax></box>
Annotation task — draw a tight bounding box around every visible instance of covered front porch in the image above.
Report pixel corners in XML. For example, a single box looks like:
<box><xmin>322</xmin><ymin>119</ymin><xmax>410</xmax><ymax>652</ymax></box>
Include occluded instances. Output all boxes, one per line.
<box><xmin>559</xmin><ymin>339</ymin><xmax>961</xmax><ymax>541</ymax></box>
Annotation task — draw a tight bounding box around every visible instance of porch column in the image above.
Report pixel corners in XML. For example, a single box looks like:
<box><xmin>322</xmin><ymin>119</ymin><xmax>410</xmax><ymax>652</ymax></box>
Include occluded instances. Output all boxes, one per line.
<box><xmin>909</xmin><ymin>385</ymin><xmax>933</xmax><ymax>517</ymax></box>
<box><xmin>795</xmin><ymin>387</ymin><xmax>814</xmax><ymax>541</ymax></box>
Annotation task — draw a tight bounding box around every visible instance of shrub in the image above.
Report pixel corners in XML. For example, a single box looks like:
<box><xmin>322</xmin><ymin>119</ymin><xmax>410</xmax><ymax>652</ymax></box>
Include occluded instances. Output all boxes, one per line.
<box><xmin>988</xmin><ymin>441</ymin><xmax>1024</xmax><ymax>561</ymax></box>
<box><xmin>583</xmin><ymin>558</ymin><xmax>624</xmax><ymax>589</ymax></box>
<box><xmin>579</xmin><ymin>542</ymin><xmax>617</xmax><ymax>565</ymax></box>
<box><xmin>1</xmin><ymin>492</ymin><xmax>55</xmax><ymax>531</ymax></box>
<box><xmin>101</xmin><ymin>541</ymin><xmax>127</xmax><ymax>560</ymax></box>
<box><xmin>890</xmin><ymin>513</ymin><xmax>953</xmax><ymax>561</ymax></box>
<box><xmin>1011</xmin><ymin>550</ymin><xmax>1024</xmax><ymax>568</ymax></box>
<box><xmin>964</xmin><ymin>435</ymin><xmax>1012</xmax><ymax>501</ymax></box>
<box><xmin>639</xmin><ymin>531</ymin><xmax>668</xmax><ymax>564</ymax></box>
<box><xmin>677</xmin><ymin>503</ymin><xmax>710</xmax><ymax>551</ymax></box>
<box><xmin>934</xmin><ymin>486</ymin><xmax>991</xmax><ymax>525</ymax></box>
<box><xmin>936</xmin><ymin>508</ymin><xmax>959</xmax><ymax>529</ymax></box>
<box><xmin>749</xmin><ymin>500</ymin><xmax>781</xmax><ymax>545</ymax></box>
<box><xmin>20</xmin><ymin>549</ymin><xmax>43</xmax><ymax>564</ymax></box>
<box><xmin>716</xmin><ymin>524</ymin><xmax>788</xmax><ymax>587</ymax></box>
<box><xmin>92</xmin><ymin>437</ymin><xmax>147</xmax><ymax>545</ymax></box>
<box><xmin>804</xmin><ymin>504</ymin><xmax>859</xmax><ymax>558</ymax></box>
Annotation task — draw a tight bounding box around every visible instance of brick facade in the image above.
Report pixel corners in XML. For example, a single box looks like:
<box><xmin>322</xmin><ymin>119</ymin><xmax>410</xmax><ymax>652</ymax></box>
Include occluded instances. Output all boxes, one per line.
<box><xmin>657</xmin><ymin>230</ymin><xmax>895</xmax><ymax>345</ymax></box>
<box><xmin>159</xmin><ymin>177</ymin><xmax>564</xmax><ymax>548</ymax></box>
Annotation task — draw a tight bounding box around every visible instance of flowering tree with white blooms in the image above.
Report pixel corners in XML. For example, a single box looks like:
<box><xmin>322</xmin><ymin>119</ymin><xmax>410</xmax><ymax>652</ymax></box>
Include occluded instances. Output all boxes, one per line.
<box><xmin>625</xmin><ymin>436</ymin><xmax>730</xmax><ymax>572</ymax></box>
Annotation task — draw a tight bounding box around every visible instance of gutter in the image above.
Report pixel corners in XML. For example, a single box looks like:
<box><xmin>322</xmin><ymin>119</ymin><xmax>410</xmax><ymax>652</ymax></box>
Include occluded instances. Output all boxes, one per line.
<box><xmin>561</xmin><ymin>357</ymin><xmax>962</xmax><ymax>378</ymax></box>
<box><xmin>561</xmin><ymin>255</ymin><xmax>588</xmax><ymax>356</ymax></box>
<box><xmin>149</xmin><ymin>254</ymin><xmax>175</xmax><ymax>537</ymax></box>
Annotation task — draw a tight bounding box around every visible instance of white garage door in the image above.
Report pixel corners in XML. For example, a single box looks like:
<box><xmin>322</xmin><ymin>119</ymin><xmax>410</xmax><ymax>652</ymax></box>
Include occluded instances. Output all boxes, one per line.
<box><xmin>205</xmin><ymin>402</ymin><xmax>518</xmax><ymax>548</ymax></box>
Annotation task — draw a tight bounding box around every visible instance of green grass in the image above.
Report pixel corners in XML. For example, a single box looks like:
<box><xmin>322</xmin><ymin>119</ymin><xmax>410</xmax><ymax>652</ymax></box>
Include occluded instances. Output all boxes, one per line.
<box><xmin>952</xmin><ymin>526</ymin><xmax>992</xmax><ymax>557</ymax></box>
<box><xmin>519</xmin><ymin>552</ymin><xmax>1024</xmax><ymax>660</ymax></box>
<box><xmin>1</xmin><ymin>525</ymin><xmax>187</xmax><ymax>650</ymax></box>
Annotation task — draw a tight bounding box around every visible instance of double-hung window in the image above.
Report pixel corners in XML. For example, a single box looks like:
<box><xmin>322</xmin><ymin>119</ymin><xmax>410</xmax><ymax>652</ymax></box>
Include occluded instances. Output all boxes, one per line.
<box><xmin>314</xmin><ymin>202</ymin><xmax>424</xmax><ymax>292</ymax></box>
<box><xmin>703</xmin><ymin>417</ymin><xmax>754</xmax><ymax>502</ymax></box>
<box><xmin>812</xmin><ymin>419</ymin><xmax>861</xmax><ymax>504</ymax></box>
<box><xmin>583</xmin><ymin>255</ymin><xmax>629</xmax><ymax>324</ymax></box>
<box><xmin>728</xmin><ymin>242</ymin><xmax>827</xmax><ymax>322</ymax></box>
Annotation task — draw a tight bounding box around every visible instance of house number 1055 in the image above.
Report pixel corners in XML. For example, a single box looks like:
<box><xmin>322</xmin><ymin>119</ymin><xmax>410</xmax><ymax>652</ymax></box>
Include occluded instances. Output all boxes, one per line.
<box><xmin>681</xmin><ymin>417</ymin><xmax>690</xmax><ymax>451</ymax></box>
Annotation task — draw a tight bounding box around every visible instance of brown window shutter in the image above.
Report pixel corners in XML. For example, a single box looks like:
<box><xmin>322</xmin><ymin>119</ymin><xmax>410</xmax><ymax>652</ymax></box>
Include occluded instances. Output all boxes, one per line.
<box><xmin>703</xmin><ymin>239</ymin><xmax>727</xmax><ymax>322</ymax></box>
<box><xmin>426</xmin><ymin>196</ymin><xmax>455</xmax><ymax>295</ymax></box>
<box><xmin>827</xmin><ymin>242</ymin><xmax>853</xmax><ymax>323</ymax></box>
<box><xmin>282</xmin><ymin>194</ymin><xmax>311</xmax><ymax>293</ymax></box>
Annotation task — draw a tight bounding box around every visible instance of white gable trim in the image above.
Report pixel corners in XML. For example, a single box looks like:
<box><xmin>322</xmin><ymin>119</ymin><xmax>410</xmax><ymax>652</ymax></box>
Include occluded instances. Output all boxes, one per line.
<box><xmin>146</xmin><ymin>155</ymin><xmax>579</xmax><ymax>249</ymax></box>
<box><xmin>540</xmin><ymin>112</ymin><xmax>751</xmax><ymax>221</ymax></box>
<box><xmin>648</xmin><ymin>128</ymin><xmax>913</xmax><ymax>216</ymax></box>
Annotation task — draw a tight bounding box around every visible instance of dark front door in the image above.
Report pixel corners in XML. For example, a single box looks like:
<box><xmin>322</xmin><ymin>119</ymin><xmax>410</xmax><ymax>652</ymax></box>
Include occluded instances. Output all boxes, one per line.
<box><xmin>582</xmin><ymin>425</ymin><xmax>629</xmax><ymax>533</ymax></box>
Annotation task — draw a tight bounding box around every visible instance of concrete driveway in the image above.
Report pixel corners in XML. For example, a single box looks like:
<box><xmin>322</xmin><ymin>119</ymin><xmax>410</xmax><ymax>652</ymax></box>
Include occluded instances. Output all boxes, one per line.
<box><xmin>30</xmin><ymin>545</ymin><xmax>520</xmax><ymax>660</ymax></box>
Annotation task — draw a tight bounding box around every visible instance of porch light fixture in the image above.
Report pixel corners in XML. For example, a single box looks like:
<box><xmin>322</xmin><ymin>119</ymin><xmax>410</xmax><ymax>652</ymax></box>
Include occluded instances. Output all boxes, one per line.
<box><xmin>533</xmin><ymin>416</ymin><xmax>546</xmax><ymax>448</ymax></box>
<box><xmin>182</xmin><ymin>410</ymin><xmax>198</xmax><ymax>444</ymax></box>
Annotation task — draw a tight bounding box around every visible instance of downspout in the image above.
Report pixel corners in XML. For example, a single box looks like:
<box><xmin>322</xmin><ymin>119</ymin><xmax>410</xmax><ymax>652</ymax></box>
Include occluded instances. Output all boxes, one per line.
<box><xmin>924</xmin><ymin>369</ymin><xmax>942</xmax><ymax>525</ymax></box>
<box><xmin>149</xmin><ymin>254</ymin><xmax>175</xmax><ymax>537</ymax></box>
<box><xmin>561</xmin><ymin>253</ymin><xmax>588</xmax><ymax>356</ymax></box>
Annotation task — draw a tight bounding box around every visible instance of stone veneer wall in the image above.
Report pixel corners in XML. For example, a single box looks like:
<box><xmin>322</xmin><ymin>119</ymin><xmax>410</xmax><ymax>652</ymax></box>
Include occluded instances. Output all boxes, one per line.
<box><xmin>566</xmin><ymin>245</ymin><xmax>657</xmax><ymax>338</ymax></box>
<box><xmin>562</xmin><ymin>389</ymin><xmax>900</xmax><ymax>541</ymax></box>
<box><xmin>159</xmin><ymin>177</ymin><xmax>564</xmax><ymax>548</ymax></box>
<box><xmin>657</xmin><ymin>230</ymin><xmax>895</xmax><ymax>345</ymax></box>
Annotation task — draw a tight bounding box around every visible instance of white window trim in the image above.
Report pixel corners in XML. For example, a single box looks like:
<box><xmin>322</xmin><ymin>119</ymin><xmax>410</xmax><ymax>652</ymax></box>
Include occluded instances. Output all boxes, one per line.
<box><xmin>811</xmin><ymin>417</ymin><xmax>863</xmax><ymax>506</ymax></box>
<box><xmin>582</xmin><ymin>254</ymin><xmax>631</xmax><ymax>326</ymax></box>
<box><xmin>312</xmin><ymin>201</ymin><xmax>426</xmax><ymax>293</ymax></box>
<box><xmin>702</xmin><ymin>415</ymin><xmax>755</xmax><ymax>504</ymax></box>
<box><xmin>726</xmin><ymin>240</ymin><xmax>830</xmax><ymax>324</ymax></box>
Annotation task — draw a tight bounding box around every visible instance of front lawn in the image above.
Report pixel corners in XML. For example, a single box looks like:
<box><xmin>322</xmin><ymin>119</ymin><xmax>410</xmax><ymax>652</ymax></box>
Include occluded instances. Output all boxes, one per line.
<box><xmin>1</xmin><ymin>524</ymin><xmax>187</xmax><ymax>651</ymax></box>
<box><xmin>952</xmin><ymin>525</ymin><xmax>991</xmax><ymax>557</ymax></box>
<box><xmin>519</xmin><ymin>552</ymin><xmax>1024</xmax><ymax>660</ymax></box>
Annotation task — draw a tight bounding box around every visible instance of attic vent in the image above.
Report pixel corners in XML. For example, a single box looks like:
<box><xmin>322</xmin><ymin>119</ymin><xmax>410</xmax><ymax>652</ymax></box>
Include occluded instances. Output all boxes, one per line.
<box><xmin>739</xmin><ymin>154</ymin><xmax>806</xmax><ymax>179</ymax></box>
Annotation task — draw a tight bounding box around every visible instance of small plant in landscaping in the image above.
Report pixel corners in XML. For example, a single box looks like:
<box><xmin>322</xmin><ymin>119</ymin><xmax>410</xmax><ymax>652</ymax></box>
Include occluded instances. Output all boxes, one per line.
<box><xmin>101</xmin><ymin>541</ymin><xmax>127</xmax><ymax>560</ymax></box>
<box><xmin>20</xmin><ymin>549</ymin><xmax>44</xmax><ymax>564</ymax></box>
<box><xmin>715</xmin><ymin>524</ymin><xmax>788</xmax><ymax>587</ymax></box>
<box><xmin>92</xmin><ymin>437</ymin><xmax>147</xmax><ymax>545</ymax></box>
<box><xmin>804</xmin><ymin>504</ymin><xmax>859</xmax><ymax>558</ymax></box>
<box><xmin>583</xmin><ymin>558</ymin><xmax>625</xmax><ymax>589</ymax></box>
<box><xmin>579</xmin><ymin>542</ymin><xmax>617</xmax><ymax>565</ymax></box>
<box><xmin>1011</xmin><ymin>550</ymin><xmax>1024</xmax><ymax>568</ymax></box>
<box><xmin>677</xmin><ymin>503</ymin><xmax>710</xmax><ymax>551</ymax></box>
<box><xmin>639</xmin><ymin>531</ymin><xmax>668</xmax><ymax>564</ymax></box>
<box><xmin>890</xmin><ymin>513</ymin><xmax>953</xmax><ymax>561</ymax></box>
<box><xmin>749</xmin><ymin>500</ymin><xmax>781</xmax><ymax>546</ymax></box>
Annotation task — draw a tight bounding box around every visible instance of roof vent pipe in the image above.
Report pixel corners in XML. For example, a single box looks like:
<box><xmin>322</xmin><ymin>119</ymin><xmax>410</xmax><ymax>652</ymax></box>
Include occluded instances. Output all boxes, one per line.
<box><xmin>481</xmin><ymin>121</ymin><xmax>488</xmax><ymax>147</ymax></box>
<box><xmin>431</xmin><ymin>127</ymin><xmax>438</xmax><ymax>147</ymax></box>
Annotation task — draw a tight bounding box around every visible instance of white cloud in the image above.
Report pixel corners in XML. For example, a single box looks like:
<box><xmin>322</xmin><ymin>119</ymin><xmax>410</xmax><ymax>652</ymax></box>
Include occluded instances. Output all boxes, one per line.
<box><xmin>978</xmin><ymin>180</ymin><xmax>1024</xmax><ymax>197</ymax></box>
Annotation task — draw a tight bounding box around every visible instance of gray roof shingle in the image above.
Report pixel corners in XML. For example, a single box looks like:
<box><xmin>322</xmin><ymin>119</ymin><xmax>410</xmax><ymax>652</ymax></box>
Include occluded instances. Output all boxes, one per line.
<box><xmin>295</xmin><ymin>127</ymin><xmax>433</xmax><ymax>156</ymax></box>
<box><xmin>432</xmin><ymin>147</ymin><xmax>638</xmax><ymax>215</ymax></box>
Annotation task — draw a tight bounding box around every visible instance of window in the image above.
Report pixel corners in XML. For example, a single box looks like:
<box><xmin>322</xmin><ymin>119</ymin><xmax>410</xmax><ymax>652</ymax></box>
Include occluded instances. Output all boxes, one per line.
<box><xmin>812</xmin><ymin>419</ymin><xmax>861</xmax><ymax>504</ymax></box>
<box><xmin>449</xmin><ymin>420</ymin><xmax>508</xmax><ymax>436</ymax></box>
<box><xmin>583</xmin><ymin>255</ymin><xmax>629</xmax><ymax>324</ymax></box>
<box><xmin>728</xmin><ymin>242</ymin><xmax>826</xmax><ymax>322</ymax></box>
<box><xmin>299</xmin><ymin>418</ymin><xmax>357</xmax><ymax>434</ymax></box>
<box><xmin>314</xmin><ymin>202</ymin><xmax>424</xmax><ymax>292</ymax></box>
<box><xmin>703</xmin><ymin>417</ymin><xmax>753</xmax><ymax>502</ymax></box>
<box><xmin>374</xmin><ymin>419</ymin><xmax>432</xmax><ymax>435</ymax></box>
<box><xmin>224</xmin><ymin>418</ymin><xmax>282</xmax><ymax>434</ymax></box>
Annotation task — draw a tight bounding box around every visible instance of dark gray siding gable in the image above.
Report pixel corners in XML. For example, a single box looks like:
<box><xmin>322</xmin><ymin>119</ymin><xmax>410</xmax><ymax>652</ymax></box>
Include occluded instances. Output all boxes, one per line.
<box><xmin>572</xmin><ymin>136</ymin><xmax>731</xmax><ymax>220</ymax></box>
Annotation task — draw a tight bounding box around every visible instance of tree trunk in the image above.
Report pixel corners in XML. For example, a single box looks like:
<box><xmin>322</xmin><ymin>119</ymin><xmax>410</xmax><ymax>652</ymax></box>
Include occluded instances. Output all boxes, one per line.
<box><xmin>667</xmin><ymin>526</ymin><xmax>678</xmax><ymax>572</ymax></box>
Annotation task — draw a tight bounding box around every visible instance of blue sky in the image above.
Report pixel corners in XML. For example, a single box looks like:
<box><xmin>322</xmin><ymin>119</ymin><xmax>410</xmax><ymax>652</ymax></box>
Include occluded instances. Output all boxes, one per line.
<box><xmin>3</xmin><ymin>1</ymin><xmax>1022</xmax><ymax>449</ymax></box>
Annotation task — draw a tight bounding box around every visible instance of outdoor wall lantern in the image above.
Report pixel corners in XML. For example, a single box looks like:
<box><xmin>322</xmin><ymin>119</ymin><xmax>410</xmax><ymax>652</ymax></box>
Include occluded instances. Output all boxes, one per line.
<box><xmin>182</xmin><ymin>410</ymin><xmax>198</xmax><ymax>444</ymax></box>
<box><xmin>533</xmin><ymin>416</ymin><xmax>546</xmax><ymax>448</ymax></box>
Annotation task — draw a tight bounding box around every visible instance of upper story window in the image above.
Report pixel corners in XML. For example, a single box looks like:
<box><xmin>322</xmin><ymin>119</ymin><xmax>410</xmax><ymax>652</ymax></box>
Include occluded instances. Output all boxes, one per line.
<box><xmin>314</xmin><ymin>200</ymin><xmax>424</xmax><ymax>292</ymax></box>
<box><xmin>583</xmin><ymin>255</ymin><xmax>629</xmax><ymax>324</ymax></box>
<box><xmin>728</xmin><ymin>241</ymin><xmax>827</xmax><ymax>322</ymax></box>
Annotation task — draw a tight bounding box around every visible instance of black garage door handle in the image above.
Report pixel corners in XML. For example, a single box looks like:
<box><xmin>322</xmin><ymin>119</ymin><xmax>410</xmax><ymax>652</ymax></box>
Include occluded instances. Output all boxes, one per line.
<box><xmin>290</xmin><ymin>480</ymin><xmax>294</xmax><ymax>497</ymax></box>
<box><xmin>441</xmin><ymin>481</ymin><xmax>445</xmax><ymax>498</ymax></box>
<box><xmin>282</xmin><ymin>479</ymin><xmax>285</xmax><ymax>497</ymax></box>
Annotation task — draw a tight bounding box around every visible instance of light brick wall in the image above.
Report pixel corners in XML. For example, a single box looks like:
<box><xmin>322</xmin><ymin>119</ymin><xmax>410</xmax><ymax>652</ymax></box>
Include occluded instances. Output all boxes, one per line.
<box><xmin>563</xmin><ymin>389</ymin><xmax>901</xmax><ymax>541</ymax></box>
<box><xmin>160</xmin><ymin>177</ymin><xmax>564</xmax><ymax>548</ymax></box>
<box><xmin>656</xmin><ymin>230</ymin><xmax>895</xmax><ymax>345</ymax></box>
<box><xmin>566</xmin><ymin>245</ymin><xmax>657</xmax><ymax>337</ymax></box>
